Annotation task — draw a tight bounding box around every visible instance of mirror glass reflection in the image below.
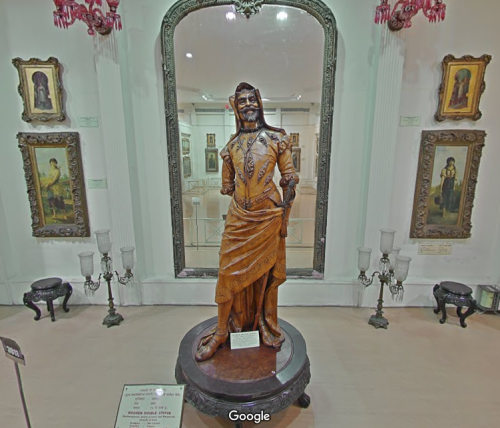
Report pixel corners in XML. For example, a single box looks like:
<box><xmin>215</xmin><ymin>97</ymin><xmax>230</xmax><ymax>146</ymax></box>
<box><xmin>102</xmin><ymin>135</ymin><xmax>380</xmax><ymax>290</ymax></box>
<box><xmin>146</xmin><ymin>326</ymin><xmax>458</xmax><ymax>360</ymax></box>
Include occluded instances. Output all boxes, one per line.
<box><xmin>174</xmin><ymin>5</ymin><xmax>324</xmax><ymax>269</ymax></box>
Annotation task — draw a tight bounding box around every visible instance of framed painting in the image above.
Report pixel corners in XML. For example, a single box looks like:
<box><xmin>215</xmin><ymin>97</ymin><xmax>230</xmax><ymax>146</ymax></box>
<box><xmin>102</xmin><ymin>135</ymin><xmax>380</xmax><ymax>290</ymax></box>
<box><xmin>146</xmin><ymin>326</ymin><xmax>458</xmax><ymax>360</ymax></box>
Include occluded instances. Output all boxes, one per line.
<box><xmin>410</xmin><ymin>130</ymin><xmax>486</xmax><ymax>239</ymax></box>
<box><xmin>206</xmin><ymin>133</ymin><xmax>216</xmax><ymax>147</ymax></box>
<box><xmin>292</xmin><ymin>147</ymin><xmax>301</xmax><ymax>172</ymax></box>
<box><xmin>182</xmin><ymin>156</ymin><xmax>192</xmax><ymax>178</ymax></box>
<box><xmin>17</xmin><ymin>132</ymin><xmax>90</xmax><ymax>237</ymax></box>
<box><xmin>205</xmin><ymin>148</ymin><xmax>219</xmax><ymax>173</ymax></box>
<box><xmin>290</xmin><ymin>133</ymin><xmax>300</xmax><ymax>147</ymax></box>
<box><xmin>435</xmin><ymin>54</ymin><xmax>492</xmax><ymax>122</ymax></box>
<box><xmin>12</xmin><ymin>57</ymin><xmax>65</xmax><ymax>123</ymax></box>
<box><xmin>181</xmin><ymin>135</ymin><xmax>190</xmax><ymax>155</ymax></box>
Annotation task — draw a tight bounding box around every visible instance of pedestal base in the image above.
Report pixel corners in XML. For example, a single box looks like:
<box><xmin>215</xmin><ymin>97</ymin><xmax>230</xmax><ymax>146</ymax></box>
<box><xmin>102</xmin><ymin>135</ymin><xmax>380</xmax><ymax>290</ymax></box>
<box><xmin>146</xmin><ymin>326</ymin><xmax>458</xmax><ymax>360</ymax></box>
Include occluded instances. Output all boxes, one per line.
<box><xmin>102</xmin><ymin>309</ymin><xmax>123</xmax><ymax>328</ymax></box>
<box><xmin>175</xmin><ymin>317</ymin><xmax>310</xmax><ymax>424</ymax></box>
<box><xmin>368</xmin><ymin>314</ymin><xmax>389</xmax><ymax>329</ymax></box>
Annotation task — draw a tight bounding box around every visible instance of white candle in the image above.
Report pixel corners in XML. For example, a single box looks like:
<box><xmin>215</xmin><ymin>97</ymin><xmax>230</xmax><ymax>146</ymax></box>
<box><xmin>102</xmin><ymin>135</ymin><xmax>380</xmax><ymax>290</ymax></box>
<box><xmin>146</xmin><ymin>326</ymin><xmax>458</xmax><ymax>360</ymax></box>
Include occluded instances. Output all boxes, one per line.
<box><xmin>78</xmin><ymin>251</ymin><xmax>94</xmax><ymax>277</ymax></box>
<box><xmin>380</xmin><ymin>229</ymin><xmax>396</xmax><ymax>255</ymax></box>
<box><xmin>357</xmin><ymin>247</ymin><xmax>372</xmax><ymax>272</ymax></box>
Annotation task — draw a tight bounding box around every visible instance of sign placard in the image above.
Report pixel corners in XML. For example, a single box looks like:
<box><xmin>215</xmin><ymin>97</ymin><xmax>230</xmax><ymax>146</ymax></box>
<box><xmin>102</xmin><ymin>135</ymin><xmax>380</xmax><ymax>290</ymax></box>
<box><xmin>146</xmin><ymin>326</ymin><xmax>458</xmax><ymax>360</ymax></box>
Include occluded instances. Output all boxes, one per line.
<box><xmin>88</xmin><ymin>179</ymin><xmax>108</xmax><ymax>189</ymax></box>
<box><xmin>400</xmin><ymin>116</ymin><xmax>421</xmax><ymax>127</ymax></box>
<box><xmin>418</xmin><ymin>242</ymin><xmax>452</xmax><ymax>256</ymax></box>
<box><xmin>78</xmin><ymin>116</ymin><xmax>100</xmax><ymax>127</ymax></box>
<box><xmin>230</xmin><ymin>331</ymin><xmax>260</xmax><ymax>350</ymax></box>
<box><xmin>115</xmin><ymin>384</ymin><xmax>185</xmax><ymax>428</ymax></box>
<box><xmin>0</xmin><ymin>337</ymin><xmax>25</xmax><ymax>366</ymax></box>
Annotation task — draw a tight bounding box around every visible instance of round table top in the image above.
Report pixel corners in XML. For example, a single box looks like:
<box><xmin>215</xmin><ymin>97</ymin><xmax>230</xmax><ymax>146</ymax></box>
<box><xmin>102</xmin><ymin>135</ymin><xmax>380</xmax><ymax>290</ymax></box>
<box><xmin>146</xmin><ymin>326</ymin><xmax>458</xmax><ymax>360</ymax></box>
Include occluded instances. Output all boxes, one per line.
<box><xmin>440</xmin><ymin>281</ymin><xmax>472</xmax><ymax>296</ymax></box>
<box><xmin>31</xmin><ymin>277</ymin><xmax>62</xmax><ymax>291</ymax></box>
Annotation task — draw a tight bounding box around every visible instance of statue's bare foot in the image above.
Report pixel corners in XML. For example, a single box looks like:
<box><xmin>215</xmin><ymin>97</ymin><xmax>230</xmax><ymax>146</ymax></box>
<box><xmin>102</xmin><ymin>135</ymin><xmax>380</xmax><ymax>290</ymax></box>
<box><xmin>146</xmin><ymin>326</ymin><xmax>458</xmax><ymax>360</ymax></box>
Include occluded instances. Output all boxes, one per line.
<box><xmin>259</xmin><ymin>321</ymin><xmax>282</xmax><ymax>349</ymax></box>
<box><xmin>195</xmin><ymin>329</ymin><xmax>228</xmax><ymax>362</ymax></box>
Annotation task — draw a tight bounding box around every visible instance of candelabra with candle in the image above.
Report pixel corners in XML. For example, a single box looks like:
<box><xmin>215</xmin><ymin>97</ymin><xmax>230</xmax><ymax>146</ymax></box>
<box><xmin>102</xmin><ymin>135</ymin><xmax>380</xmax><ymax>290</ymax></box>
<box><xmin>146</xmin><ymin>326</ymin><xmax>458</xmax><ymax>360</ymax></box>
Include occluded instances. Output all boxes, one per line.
<box><xmin>78</xmin><ymin>229</ymin><xmax>134</xmax><ymax>328</ymax></box>
<box><xmin>357</xmin><ymin>229</ymin><xmax>412</xmax><ymax>329</ymax></box>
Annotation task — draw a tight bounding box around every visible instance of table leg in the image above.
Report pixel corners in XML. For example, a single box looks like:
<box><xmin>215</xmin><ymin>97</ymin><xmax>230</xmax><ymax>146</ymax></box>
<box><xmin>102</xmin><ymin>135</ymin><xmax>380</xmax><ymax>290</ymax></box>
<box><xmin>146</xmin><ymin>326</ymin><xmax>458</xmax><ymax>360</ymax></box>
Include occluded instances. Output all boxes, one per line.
<box><xmin>23</xmin><ymin>293</ymin><xmax>41</xmax><ymax>321</ymax></box>
<box><xmin>297</xmin><ymin>392</ymin><xmax>311</xmax><ymax>408</ymax></box>
<box><xmin>433</xmin><ymin>285</ymin><xmax>441</xmax><ymax>314</ymax></box>
<box><xmin>62</xmin><ymin>282</ymin><xmax>72</xmax><ymax>313</ymax></box>
<box><xmin>438</xmin><ymin>298</ymin><xmax>447</xmax><ymax>324</ymax></box>
<box><xmin>459</xmin><ymin>300</ymin><xmax>477</xmax><ymax>328</ymax></box>
<box><xmin>47</xmin><ymin>300</ymin><xmax>56</xmax><ymax>322</ymax></box>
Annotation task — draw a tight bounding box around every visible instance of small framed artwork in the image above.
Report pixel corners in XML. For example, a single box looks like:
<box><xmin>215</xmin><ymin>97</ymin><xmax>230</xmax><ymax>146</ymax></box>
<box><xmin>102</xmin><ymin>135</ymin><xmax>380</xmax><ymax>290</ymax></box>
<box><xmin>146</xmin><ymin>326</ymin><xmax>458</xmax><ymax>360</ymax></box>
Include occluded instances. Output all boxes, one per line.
<box><xmin>315</xmin><ymin>133</ymin><xmax>319</xmax><ymax>154</ymax></box>
<box><xmin>12</xmin><ymin>57</ymin><xmax>65</xmax><ymax>123</ymax></box>
<box><xmin>17</xmin><ymin>132</ymin><xmax>90</xmax><ymax>237</ymax></box>
<box><xmin>290</xmin><ymin>133</ymin><xmax>300</xmax><ymax>147</ymax></box>
<box><xmin>410</xmin><ymin>130</ymin><xmax>486</xmax><ymax>239</ymax></box>
<box><xmin>181</xmin><ymin>135</ymin><xmax>190</xmax><ymax>155</ymax></box>
<box><xmin>292</xmin><ymin>147</ymin><xmax>301</xmax><ymax>172</ymax></box>
<box><xmin>435</xmin><ymin>54</ymin><xmax>492</xmax><ymax>122</ymax></box>
<box><xmin>207</xmin><ymin>133</ymin><xmax>216</xmax><ymax>147</ymax></box>
<box><xmin>205</xmin><ymin>148</ymin><xmax>219</xmax><ymax>173</ymax></box>
<box><xmin>182</xmin><ymin>156</ymin><xmax>192</xmax><ymax>178</ymax></box>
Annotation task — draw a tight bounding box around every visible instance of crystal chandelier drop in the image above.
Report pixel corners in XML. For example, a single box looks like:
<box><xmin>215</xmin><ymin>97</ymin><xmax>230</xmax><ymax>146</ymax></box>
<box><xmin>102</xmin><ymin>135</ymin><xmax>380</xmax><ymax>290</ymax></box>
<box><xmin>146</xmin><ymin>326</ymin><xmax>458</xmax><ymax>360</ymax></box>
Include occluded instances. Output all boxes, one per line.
<box><xmin>53</xmin><ymin>0</ymin><xmax>122</xmax><ymax>36</ymax></box>
<box><xmin>375</xmin><ymin>0</ymin><xmax>446</xmax><ymax>31</ymax></box>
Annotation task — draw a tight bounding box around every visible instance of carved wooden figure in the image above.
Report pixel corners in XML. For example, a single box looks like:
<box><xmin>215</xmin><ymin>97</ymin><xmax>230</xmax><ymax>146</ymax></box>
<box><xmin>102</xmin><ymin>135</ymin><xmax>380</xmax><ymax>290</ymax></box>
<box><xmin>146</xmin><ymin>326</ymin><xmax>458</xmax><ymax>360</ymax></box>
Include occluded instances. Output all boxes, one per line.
<box><xmin>195</xmin><ymin>83</ymin><xmax>299</xmax><ymax>361</ymax></box>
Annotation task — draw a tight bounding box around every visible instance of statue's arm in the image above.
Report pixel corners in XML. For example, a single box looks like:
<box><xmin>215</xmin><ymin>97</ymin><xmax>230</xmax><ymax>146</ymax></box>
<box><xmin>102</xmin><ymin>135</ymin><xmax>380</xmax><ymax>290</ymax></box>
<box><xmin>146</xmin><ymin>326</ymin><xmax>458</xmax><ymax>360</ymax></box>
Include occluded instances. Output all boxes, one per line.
<box><xmin>220</xmin><ymin>147</ymin><xmax>235</xmax><ymax>196</ymax></box>
<box><xmin>277</xmin><ymin>135</ymin><xmax>300</xmax><ymax>194</ymax></box>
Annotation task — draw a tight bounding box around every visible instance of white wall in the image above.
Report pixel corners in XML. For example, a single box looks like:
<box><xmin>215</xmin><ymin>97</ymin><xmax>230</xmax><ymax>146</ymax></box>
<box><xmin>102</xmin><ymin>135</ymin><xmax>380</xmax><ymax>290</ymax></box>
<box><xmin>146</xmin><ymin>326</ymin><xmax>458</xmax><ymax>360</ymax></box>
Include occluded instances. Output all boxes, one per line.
<box><xmin>0</xmin><ymin>0</ymin><xmax>499</xmax><ymax>308</ymax></box>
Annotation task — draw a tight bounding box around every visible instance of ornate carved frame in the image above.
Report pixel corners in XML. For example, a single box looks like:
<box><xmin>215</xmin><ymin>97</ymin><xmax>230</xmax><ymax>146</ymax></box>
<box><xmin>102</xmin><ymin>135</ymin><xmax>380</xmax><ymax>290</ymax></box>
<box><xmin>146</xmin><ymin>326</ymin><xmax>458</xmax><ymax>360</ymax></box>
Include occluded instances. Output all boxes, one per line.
<box><xmin>410</xmin><ymin>130</ymin><xmax>486</xmax><ymax>239</ymax></box>
<box><xmin>435</xmin><ymin>54</ymin><xmax>492</xmax><ymax>122</ymax></box>
<box><xmin>17</xmin><ymin>132</ymin><xmax>90</xmax><ymax>238</ymax></box>
<box><xmin>12</xmin><ymin>57</ymin><xmax>66</xmax><ymax>123</ymax></box>
<box><xmin>161</xmin><ymin>0</ymin><xmax>337</xmax><ymax>277</ymax></box>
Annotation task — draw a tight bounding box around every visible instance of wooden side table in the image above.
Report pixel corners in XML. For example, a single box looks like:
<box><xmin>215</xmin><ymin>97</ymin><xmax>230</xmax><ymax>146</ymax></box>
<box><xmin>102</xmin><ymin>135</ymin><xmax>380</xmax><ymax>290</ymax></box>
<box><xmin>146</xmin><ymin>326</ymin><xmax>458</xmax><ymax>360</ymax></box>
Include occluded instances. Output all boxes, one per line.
<box><xmin>433</xmin><ymin>281</ymin><xmax>477</xmax><ymax>328</ymax></box>
<box><xmin>23</xmin><ymin>277</ymin><xmax>73</xmax><ymax>322</ymax></box>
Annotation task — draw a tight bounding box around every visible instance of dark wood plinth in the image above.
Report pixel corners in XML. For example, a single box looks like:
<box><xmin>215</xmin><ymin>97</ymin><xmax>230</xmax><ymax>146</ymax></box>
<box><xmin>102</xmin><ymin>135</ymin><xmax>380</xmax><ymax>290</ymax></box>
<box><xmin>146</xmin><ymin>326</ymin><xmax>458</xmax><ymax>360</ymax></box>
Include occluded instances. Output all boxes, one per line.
<box><xmin>23</xmin><ymin>277</ymin><xmax>72</xmax><ymax>322</ymax></box>
<box><xmin>175</xmin><ymin>317</ymin><xmax>311</xmax><ymax>424</ymax></box>
<box><xmin>433</xmin><ymin>282</ymin><xmax>477</xmax><ymax>328</ymax></box>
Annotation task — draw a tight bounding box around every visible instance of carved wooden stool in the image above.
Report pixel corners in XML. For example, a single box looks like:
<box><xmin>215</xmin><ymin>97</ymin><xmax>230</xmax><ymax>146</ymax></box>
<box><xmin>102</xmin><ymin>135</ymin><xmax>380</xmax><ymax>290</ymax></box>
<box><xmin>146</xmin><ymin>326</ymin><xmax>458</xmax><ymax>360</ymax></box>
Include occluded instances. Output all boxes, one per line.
<box><xmin>175</xmin><ymin>317</ymin><xmax>310</xmax><ymax>428</ymax></box>
<box><xmin>433</xmin><ymin>281</ymin><xmax>477</xmax><ymax>328</ymax></box>
<box><xmin>23</xmin><ymin>277</ymin><xmax>73</xmax><ymax>322</ymax></box>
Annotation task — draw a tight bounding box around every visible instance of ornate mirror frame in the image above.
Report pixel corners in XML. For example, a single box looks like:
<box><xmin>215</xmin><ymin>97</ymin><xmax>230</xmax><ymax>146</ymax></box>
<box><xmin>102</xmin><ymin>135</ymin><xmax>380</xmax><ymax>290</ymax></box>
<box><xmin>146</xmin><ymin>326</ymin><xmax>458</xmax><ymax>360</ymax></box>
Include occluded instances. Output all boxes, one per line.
<box><xmin>161</xmin><ymin>0</ymin><xmax>337</xmax><ymax>278</ymax></box>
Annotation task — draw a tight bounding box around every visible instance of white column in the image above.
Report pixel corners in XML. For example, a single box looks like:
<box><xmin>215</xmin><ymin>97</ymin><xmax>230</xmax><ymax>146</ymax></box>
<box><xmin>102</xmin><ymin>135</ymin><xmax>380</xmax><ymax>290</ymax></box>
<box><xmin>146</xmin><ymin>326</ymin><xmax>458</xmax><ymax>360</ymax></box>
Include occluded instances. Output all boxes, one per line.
<box><xmin>364</xmin><ymin>27</ymin><xmax>406</xmax><ymax>256</ymax></box>
<box><xmin>94</xmin><ymin>33</ymin><xmax>138</xmax><ymax>305</ymax></box>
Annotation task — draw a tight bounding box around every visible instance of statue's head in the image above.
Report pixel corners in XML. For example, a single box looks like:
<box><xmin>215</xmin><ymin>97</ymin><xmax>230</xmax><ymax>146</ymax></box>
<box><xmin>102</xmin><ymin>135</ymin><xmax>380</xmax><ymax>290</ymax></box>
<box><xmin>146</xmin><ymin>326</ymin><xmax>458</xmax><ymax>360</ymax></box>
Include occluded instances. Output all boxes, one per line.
<box><xmin>230</xmin><ymin>82</ymin><xmax>263</xmax><ymax>126</ymax></box>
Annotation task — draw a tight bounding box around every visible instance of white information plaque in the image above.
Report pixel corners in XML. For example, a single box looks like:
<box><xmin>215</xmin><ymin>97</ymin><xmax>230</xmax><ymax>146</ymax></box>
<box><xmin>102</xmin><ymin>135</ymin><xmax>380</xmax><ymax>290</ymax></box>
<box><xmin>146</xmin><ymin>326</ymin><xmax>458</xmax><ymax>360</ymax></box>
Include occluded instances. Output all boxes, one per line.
<box><xmin>115</xmin><ymin>384</ymin><xmax>185</xmax><ymax>428</ymax></box>
<box><xmin>87</xmin><ymin>179</ymin><xmax>108</xmax><ymax>189</ymax></box>
<box><xmin>78</xmin><ymin>116</ymin><xmax>100</xmax><ymax>127</ymax></box>
<box><xmin>418</xmin><ymin>242</ymin><xmax>452</xmax><ymax>256</ymax></box>
<box><xmin>231</xmin><ymin>331</ymin><xmax>260</xmax><ymax>350</ymax></box>
<box><xmin>400</xmin><ymin>116</ymin><xmax>421</xmax><ymax>127</ymax></box>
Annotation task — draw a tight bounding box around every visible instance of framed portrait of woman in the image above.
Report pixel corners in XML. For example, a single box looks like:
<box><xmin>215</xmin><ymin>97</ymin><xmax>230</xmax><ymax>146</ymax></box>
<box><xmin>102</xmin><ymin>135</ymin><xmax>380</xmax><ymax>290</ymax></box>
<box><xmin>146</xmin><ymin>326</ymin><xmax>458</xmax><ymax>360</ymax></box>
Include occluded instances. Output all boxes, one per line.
<box><xmin>435</xmin><ymin>54</ymin><xmax>491</xmax><ymax>122</ymax></box>
<box><xmin>17</xmin><ymin>132</ymin><xmax>90</xmax><ymax>237</ymax></box>
<box><xmin>12</xmin><ymin>57</ymin><xmax>65</xmax><ymax>123</ymax></box>
<box><xmin>410</xmin><ymin>130</ymin><xmax>486</xmax><ymax>239</ymax></box>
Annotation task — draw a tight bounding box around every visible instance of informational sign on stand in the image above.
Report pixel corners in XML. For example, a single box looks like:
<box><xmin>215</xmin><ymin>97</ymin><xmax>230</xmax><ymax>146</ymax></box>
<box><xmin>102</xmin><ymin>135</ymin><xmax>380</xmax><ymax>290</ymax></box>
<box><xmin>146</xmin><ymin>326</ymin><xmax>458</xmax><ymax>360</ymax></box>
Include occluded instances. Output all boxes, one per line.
<box><xmin>231</xmin><ymin>331</ymin><xmax>260</xmax><ymax>350</ymax></box>
<box><xmin>115</xmin><ymin>384</ymin><xmax>185</xmax><ymax>428</ymax></box>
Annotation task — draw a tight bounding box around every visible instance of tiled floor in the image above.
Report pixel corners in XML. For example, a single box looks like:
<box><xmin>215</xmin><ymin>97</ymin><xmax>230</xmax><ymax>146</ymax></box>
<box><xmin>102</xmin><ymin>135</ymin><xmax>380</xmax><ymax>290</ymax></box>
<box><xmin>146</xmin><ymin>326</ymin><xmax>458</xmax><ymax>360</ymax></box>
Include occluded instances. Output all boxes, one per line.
<box><xmin>1</xmin><ymin>305</ymin><xmax>499</xmax><ymax>427</ymax></box>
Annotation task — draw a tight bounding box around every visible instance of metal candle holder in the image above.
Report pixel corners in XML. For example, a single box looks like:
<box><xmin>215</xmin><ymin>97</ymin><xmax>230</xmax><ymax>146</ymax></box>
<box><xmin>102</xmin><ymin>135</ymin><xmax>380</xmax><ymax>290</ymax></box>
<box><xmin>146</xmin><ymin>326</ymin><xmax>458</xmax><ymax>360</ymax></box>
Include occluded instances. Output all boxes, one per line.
<box><xmin>78</xmin><ymin>230</ymin><xmax>134</xmax><ymax>328</ymax></box>
<box><xmin>357</xmin><ymin>229</ymin><xmax>411</xmax><ymax>329</ymax></box>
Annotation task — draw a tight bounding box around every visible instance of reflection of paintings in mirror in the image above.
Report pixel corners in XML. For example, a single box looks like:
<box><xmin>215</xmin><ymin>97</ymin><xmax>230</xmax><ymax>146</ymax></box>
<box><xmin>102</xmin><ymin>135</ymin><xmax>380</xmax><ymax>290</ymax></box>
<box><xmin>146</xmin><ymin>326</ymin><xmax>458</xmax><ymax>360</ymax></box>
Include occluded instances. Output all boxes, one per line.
<box><xmin>315</xmin><ymin>154</ymin><xmax>318</xmax><ymax>177</ymax></box>
<box><xmin>17</xmin><ymin>132</ymin><xmax>90</xmax><ymax>237</ymax></box>
<box><xmin>292</xmin><ymin>147</ymin><xmax>301</xmax><ymax>172</ymax></box>
<box><xmin>12</xmin><ymin>57</ymin><xmax>65</xmax><ymax>122</ymax></box>
<box><xmin>290</xmin><ymin>133</ymin><xmax>299</xmax><ymax>147</ymax></box>
<box><xmin>207</xmin><ymin>133</ymin><xmax>216</xmax><ymax>147</ymax></box>
<box><xmin>183</xmin><ymin>156</ymin><xmax>192</xmax><ymax>178</ymax></box>
<box><xmin>435</xmin><ymin>54</ymin><xmax>491</xmax><ymax>122</ymax></box>
<box><xmin>410</xmin><ymin>130</ymin><xmax>485</xmax><ymax>239</ymax></box>
<box><xmin>205</xmin><ymin>148</ymin><xmax>218</xmax><ymax>172</ymax></box>
<box><xmin>181</xmin><ymin>136</ymin><xmax>190</xmax><ymax>155</ymax></box>
<box><xmin>315</xmin><ymin>133</ymin><xmax>319</xmax><ymax>154</ymax></box>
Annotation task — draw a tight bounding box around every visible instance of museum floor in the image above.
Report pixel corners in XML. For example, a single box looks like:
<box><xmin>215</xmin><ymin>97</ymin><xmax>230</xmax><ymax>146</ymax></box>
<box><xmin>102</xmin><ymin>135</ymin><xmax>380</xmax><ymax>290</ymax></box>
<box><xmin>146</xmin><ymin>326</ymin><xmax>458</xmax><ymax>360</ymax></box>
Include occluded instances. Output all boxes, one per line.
<box><xmin>1</xmin><ymin>305</ymin><xmax>499</xmax><ymax>428</ymax></box>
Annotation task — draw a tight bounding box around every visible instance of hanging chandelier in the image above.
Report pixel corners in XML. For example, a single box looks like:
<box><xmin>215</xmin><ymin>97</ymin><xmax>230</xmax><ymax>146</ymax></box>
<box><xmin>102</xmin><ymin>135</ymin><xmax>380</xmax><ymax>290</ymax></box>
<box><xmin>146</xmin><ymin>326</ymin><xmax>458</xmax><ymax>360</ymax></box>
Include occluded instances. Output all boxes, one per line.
<box><xmin>53</xmin><ymin>0</ymin><xmax>122</xmax><ymax>36</ymax></box>
<box><xmin>375</xmin><ymin>0</ymin><xmax>446</xmax><ymax>31</ymax></box>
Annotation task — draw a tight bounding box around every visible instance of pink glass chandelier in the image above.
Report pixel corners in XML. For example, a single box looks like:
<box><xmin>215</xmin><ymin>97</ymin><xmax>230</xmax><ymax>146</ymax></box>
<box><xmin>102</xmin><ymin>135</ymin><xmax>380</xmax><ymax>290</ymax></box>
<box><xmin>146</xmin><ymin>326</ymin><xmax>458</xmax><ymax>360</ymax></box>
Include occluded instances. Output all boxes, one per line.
<box><xmin>375</xmin><ymin>0</ymin><xmax>446</xmax><ymax>31</ymax></box>
<box><xmin>53</xmin><ymin>0</ymin><xmax>122</xmax><ymax>36</ymax></box>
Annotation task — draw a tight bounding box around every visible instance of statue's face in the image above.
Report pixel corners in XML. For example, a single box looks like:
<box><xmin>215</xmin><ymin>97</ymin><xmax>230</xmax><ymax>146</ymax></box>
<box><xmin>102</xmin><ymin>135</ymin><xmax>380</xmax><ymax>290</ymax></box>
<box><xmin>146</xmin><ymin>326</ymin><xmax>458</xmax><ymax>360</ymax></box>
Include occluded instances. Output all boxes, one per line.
<box><xmin>237</xmin><ymin>90</ymin><xmax>259</xmax><ymax>123</ymax></box>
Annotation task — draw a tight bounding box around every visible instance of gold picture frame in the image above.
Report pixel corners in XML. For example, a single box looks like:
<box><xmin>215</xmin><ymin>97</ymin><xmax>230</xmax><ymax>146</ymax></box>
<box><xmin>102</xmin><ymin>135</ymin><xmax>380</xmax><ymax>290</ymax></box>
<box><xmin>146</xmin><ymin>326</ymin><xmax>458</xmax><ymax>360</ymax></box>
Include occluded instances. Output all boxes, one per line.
<box><xmin>17</xmin><ymin>132</ymin><xmax>90</xmax><ymax>237</ymax></box>
<box><xmin>435</xmin><ymin>54</ymin><xmax>492</xmax><ymax>122</ymax></box>
<box><xmin>292</xmin><ymin>147</ymin><xmax>301</xmax><ymax>172</ymax></box>
<box><xmin>207</xmin><ymin>133</ymin><xmax>216</xmax><ymax>147</ymax></box>
<box><xmin>182</xmin><ymin>156</ymin><xmax>192</xmax><ymax>178</ymax></box>
<box><xmin>410</xmin><ymin>130</ymin><xmax>485</xmax><ymax>239</ymax></box>
<box><xmin>12</xmin><ymin>57</ymin><xmax>65</xmax><ymax>123</ymax></box>
<box><xmin>205</xmin><ymin>148</ymin><xmax>219</xmax><ymax>172</ymax></box>
<box><xmin>290</xmin><ymin>133</ymin><xmax>300</xmax><ymax>147</ymax></box>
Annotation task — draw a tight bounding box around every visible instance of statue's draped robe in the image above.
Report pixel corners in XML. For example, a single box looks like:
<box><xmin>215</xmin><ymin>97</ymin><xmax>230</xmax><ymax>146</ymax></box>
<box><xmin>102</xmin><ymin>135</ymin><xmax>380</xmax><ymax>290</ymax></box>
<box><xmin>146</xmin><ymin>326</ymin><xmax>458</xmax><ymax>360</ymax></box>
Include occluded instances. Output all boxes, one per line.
<box><xmin>216</xmin><ymin>128</ymin><xmax>298</xmax><ymax>337</ymax></box>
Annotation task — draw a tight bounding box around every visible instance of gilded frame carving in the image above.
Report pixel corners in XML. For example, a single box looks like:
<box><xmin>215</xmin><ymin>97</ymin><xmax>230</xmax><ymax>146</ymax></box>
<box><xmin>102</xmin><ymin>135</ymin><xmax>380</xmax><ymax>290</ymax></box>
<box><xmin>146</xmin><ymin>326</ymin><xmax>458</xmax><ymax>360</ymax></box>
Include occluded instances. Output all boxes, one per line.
<box><xmin>161</xmin><ymin>0</ymin><xmax>337</xmax><ymax>277</ymax></box>
<box><xmin>435</xmin><ymin>54</ymin><xmax>492</xmax><ymax>122</ymax></box>
<box><xmin>17</xmin><ymin>132</ymin><xmax>90</xmax><ymax>238</ymax></box>
<box><xmin>12</xmin><ymin>57</ymin><xmax>66</xmax><ymax>123</ymax></box>
<box><xmin>410</xmin><ymin>130</ymin><xmax>485</xmax><ymax>239</ymax></box>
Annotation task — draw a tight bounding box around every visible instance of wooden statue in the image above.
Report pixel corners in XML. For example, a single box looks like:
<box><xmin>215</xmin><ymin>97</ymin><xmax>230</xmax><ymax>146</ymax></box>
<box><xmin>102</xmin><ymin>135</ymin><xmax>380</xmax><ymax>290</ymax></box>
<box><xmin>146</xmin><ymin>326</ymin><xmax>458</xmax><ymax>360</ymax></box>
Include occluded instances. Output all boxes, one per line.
<box><xmin>196</xmin><ymin>83</ymin><xmax>299</xmax><ymax>361</ymax></box>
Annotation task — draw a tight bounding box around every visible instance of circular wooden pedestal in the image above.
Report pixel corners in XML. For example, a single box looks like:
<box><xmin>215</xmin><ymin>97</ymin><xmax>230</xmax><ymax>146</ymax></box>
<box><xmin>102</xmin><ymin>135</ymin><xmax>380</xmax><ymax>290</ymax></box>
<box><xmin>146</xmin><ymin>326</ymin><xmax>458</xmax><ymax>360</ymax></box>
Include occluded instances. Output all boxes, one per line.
<box><xmin>175</xmin><ymin>317</ymin><xmax>311</xmax><ymax>425</ymax></box>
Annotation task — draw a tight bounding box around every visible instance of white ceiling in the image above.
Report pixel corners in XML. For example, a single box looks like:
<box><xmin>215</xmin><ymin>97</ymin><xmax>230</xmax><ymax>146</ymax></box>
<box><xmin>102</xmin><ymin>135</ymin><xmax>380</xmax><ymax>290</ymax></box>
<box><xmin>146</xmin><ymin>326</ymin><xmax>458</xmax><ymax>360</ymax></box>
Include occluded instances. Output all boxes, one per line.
<box><xmin>174</xmin><ymin>4</ymin><xmax>325</xmax><ymax>105</ymax></box>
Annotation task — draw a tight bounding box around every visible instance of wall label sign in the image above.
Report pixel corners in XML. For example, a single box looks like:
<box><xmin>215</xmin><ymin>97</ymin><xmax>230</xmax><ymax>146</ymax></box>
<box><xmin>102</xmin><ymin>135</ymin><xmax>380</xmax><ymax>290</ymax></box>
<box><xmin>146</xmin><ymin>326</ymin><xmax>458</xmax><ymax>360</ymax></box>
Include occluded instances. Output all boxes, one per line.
<box><xmin>0</xmin><ymin>337</ymin><xmax>25</xmax><ymax>365</ymax></box>
<box><xmin>88</xmin><ymin>179</ymin><xmax>108</xmax><ymax>189</ymax></box>
<box><xmin>400</xmin><ymin>116</ymin><xmax>421</xmax><ymax>127</ymax></box>
<box><xmin>418</xmin><ymin>242</ymin><xmax>452</xmax><ymax>256</ymax></box>
<box><xmin>78</xmin><ymin>116</ymin><xmax>100</xmax><ymax>127</ymax></box>
<box><xmin>231</xmin><ymin>331</ymin><xmax>260</xmax><ymax>350</ymax></box>
<box><xmin>115</xmin><ymin>384</ymin><xmax>185</xmax><ymax>428</ymax></box>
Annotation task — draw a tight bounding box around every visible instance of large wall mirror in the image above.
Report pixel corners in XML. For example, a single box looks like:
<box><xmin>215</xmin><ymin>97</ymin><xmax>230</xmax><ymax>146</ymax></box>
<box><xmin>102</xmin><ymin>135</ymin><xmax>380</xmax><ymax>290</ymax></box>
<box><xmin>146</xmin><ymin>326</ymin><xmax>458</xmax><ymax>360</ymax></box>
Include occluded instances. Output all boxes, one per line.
<box><xmin>162</xmin><ymin>0</ymin><xmax>337</xmax><ymax>278</ymax></box>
